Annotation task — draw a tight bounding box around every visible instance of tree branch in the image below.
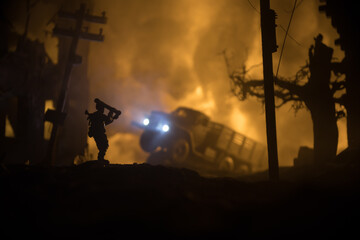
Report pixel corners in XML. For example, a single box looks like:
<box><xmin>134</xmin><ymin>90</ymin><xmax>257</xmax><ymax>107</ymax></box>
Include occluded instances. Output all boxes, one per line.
<box><xmin>330</xmin><ymin>79</ymin><xmax>346</xmax><ymax>96</ymax></box>
<box><xmin>274</xmin><ymin>76</ymin><xmax>306</xmax><ymax>98</ymax></box>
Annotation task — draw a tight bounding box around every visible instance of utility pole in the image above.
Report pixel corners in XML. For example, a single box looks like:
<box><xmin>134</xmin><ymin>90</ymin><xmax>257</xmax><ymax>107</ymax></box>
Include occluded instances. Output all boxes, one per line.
<box><xmin>44</xmin><ymin>4</ymin><xmax>107</xmax><ymax>165</ymax></box>
<box><xmin>260</xmin><ymin>0</ymin><xmax>279</xmax><ymax>180</ymax></box>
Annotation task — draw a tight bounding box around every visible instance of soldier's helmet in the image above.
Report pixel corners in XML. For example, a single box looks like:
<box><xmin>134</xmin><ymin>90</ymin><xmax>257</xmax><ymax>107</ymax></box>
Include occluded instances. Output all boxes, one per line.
<box><xmin>314</xmin><ymin>33</ymin><xmax>323</xmax><ymax>43</ymax></box>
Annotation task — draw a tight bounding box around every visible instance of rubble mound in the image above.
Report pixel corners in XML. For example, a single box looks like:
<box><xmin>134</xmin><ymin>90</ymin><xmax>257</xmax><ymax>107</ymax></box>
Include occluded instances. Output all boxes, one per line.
<box><xmin>1</xmin><ymin>159</ymin><xmax>359</xmax><ymax>238</ymax></box>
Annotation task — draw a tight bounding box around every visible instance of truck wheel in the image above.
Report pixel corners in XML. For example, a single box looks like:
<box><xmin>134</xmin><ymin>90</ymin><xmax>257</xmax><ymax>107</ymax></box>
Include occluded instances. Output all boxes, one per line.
<box><xmin>237</xmin><ymin>163</ymin><xmax>252</xmax><ymax>174</ymax></box>
<box><xmin>218</xmin><ymin>156</ymin><xmax>235</xmax><ymax>172</ymax></box>
<box><xmin>147</xmin><ymin>151</ymin><xmax>169</xmax><ymax>165</ymax></box>
<box><xmin>140</xmin><ymin>131</ymin><xmax>158</xmax><ymax>153</ymax></box>
<box><xmin>171</xmin><ymin>138</ymin><xmax>190</xmax><ymax>164</ymax></box>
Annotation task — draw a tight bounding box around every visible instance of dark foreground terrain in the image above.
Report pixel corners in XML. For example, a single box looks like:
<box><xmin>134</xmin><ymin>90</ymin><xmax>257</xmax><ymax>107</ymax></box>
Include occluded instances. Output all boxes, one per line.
<box><xmin>1</xmin><ymin>152</ymin><xmax>360</xmax><ymax>239</ymax></box>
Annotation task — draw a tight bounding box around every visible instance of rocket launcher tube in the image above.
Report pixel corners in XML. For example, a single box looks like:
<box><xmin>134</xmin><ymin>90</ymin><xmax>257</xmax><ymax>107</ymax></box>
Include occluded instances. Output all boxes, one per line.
<box><xmin>94</xmin><ymin>98</ymin><xmax>122</xmax><ymax>119</ymax></box>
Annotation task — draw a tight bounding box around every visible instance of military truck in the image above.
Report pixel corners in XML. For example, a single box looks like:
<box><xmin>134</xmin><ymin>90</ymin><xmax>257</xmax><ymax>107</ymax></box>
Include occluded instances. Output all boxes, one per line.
<box><xmin>132</xmin><ymin>107</ymin><xmax>267</xmax><ymax>175</ymax></box>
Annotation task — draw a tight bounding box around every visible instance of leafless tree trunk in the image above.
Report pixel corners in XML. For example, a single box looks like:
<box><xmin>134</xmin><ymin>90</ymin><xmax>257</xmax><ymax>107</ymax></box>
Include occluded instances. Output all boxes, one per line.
<box><xmin>227</xmin><ymin>34</ymin><xmax>345</xmax><ymax>163</ymax></box>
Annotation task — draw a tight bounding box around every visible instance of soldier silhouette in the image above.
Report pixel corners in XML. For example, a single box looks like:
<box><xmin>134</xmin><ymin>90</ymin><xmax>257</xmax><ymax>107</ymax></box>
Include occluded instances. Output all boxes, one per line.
<box><xmin>85</xmin><ymin>99</ymin><xmax>121</xmax><ymax>162</ymax></box>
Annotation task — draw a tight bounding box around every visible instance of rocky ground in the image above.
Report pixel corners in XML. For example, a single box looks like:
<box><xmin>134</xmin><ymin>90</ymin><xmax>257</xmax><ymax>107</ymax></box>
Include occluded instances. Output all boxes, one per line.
<box><xmin>1</xmin><ymin>151</ymin><xmax>359</xmax><ymax>239</ymax></box>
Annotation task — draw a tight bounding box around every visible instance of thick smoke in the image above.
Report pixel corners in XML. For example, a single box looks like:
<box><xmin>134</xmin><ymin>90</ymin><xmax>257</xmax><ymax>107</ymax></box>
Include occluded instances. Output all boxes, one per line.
<box><xmin>87</xmin><ymin>0</ymin><xmax>346</xmax><ymax>165</ymax></box>
<box><xmin>86</xmin><ymin>0</ymin><xmax>264</xmax><ymax>164</ymax></box>
<box><xmin>4</xmin><ymin>0</ymin><xmax>347</xmax><ymax>166</ymax></box>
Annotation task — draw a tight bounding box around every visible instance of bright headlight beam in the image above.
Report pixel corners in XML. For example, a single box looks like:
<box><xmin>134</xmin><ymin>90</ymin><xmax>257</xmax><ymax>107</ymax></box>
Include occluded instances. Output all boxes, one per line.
<box><xmin>143</xmin><ymin>118</ymin><xmax>150</xmax><ymax>126</ymax></box>
<box><xmin>162</xmin><ymin>124</ymin><xmax>169</xmax><ymax>132</ymax></box>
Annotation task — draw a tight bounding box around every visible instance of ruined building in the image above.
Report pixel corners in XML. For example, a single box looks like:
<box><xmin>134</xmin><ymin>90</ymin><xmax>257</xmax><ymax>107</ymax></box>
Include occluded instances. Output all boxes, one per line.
<box><xmin>0</xmin><ymin>2</ymin><xmax>93</xmax><ymax>166</ymax></box>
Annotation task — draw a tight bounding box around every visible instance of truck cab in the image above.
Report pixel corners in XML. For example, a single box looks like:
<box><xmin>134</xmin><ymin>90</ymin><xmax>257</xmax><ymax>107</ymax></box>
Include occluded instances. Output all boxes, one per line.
<box><xmin>133</xmin><ymin>107</ymin><xmax>266</xmax><ymax>175</ymax></box>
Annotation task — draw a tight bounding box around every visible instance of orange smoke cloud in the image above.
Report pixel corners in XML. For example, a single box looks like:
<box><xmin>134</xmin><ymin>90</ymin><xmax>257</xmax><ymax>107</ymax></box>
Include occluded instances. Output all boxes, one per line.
<box><xmin>9</xmin><ymin>0</ymin><xmax>346</xmax><ymax>166</ymax></box>
<box><xmin>85</xmin><ymin>0</ymin><xmax>346</xmax><ymax>166</ymax></box>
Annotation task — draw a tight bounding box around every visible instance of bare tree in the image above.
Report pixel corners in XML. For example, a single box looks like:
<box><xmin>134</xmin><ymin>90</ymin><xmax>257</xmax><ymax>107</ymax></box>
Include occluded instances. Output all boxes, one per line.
<box><xmin>226</xmin><ymin>34</ymin><xmax>346</xmax><ymax>164</ymax></box>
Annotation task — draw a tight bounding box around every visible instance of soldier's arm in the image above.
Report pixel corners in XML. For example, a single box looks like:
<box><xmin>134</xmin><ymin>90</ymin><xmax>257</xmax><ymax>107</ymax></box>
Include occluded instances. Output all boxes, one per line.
<box><xmin>85</xmin><ymin>110</ymin><xmax>93</xmax><ymax>120</ymax></box>
<box><xmin>104</xmin><ymin>113</ymin><xmax>114</xmax><ymax>125</ymax></box>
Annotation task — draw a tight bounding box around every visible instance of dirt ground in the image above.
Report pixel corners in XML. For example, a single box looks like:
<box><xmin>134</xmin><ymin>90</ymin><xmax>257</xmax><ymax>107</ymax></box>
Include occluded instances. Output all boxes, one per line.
<box><xmin>1</xmin><ymin>152</ymin><xmax>359</xmax><ymax>239</ymax></box>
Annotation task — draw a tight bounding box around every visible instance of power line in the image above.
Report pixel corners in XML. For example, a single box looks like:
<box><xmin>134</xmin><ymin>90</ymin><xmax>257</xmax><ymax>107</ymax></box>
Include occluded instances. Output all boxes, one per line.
<box><xmin>247</xmin><ymin>0</ymin><xmax>260</xmax><ymax>14</ymax></box>
<box><xmin>275</xmin><ymin>0</ymin><xmax>298</xmax><ymax>78</ymax></box>
<box><xmin>246</xmin><ymin>0</ymin><xmax>303</xmax><ymax>48</ymax></box>
<box><xmin>278</xmin><ymin>24</ymin><xmax>303</xmax><ymax>47</ymax></box>
<box><xmin>282</xmin><ymin>0</ymin><xmax>304</xmax><ymax>13</ymax></box>
<box><xmin>295</xmin><ymin>0</ymin><xmax>304</xmax><ymax>10</ymax></box>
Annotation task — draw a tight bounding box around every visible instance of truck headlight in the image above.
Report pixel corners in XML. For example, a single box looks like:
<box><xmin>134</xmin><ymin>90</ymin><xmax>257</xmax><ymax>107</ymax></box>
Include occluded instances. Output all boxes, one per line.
<box><xmin>143</xmin><ymin>118</ymin><xmax>150</xmax><ymax>126</ymax></box>
<box><xmin>162</xmin><ymin>124</ymin><xmax>170</xmax><ymax>132</ymax></box>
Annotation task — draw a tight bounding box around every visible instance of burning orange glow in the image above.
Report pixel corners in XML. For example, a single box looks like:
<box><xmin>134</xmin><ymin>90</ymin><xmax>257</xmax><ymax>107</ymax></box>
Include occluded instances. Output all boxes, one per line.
<box><xmin>11</xmin><ymin>0</ymin><xmax>347</xmax><ymax>166</ymax></box>
<box><xmin>230</xmin><ymin>107</ymin><xmax>248</xmax><ymax>137</ymax></box>
<box><xmin>173</xmin><ymin>85</ymin><xmax>217</xmax><ymax>117</ymax></box>
<box><xmin>86</xmin><ymin>0</ymin><xmax>346</xmax><ymax>166</ymax></box>
<box><xmin>44</xmin><ymin>100</ymin><xmax>55</xmax><ymax>140</ymax></box>
<box><xmin>5</xmin><ymin>115</ymin><xmax>15</xmax><ymax>138</ymax></box>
